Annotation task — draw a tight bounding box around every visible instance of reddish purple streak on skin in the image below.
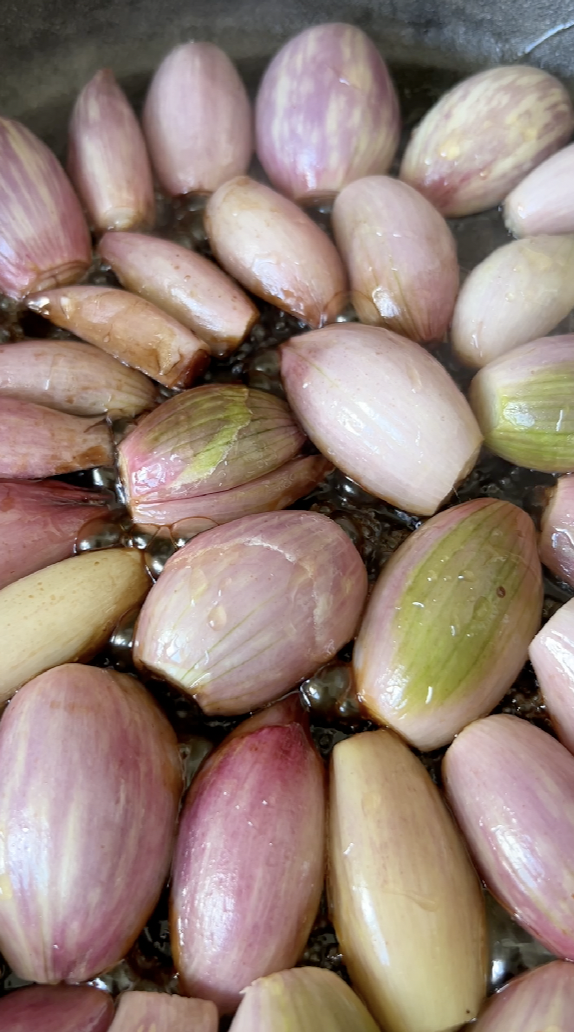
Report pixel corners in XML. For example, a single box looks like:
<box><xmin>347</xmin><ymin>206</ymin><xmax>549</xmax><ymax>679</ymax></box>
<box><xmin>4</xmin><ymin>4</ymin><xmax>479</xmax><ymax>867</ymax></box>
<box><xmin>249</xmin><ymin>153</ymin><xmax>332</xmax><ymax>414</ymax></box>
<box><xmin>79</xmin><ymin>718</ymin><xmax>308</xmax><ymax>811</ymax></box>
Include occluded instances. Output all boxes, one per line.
<box><xmin>170</xmin><ymin>704</ymin><xmax>326</xmax><ymax>1014</ymax></box>
<box><xmin>255</xmin><ymin>22</ymin><xmax>400</xmax><ymax>202</ymax></box>
<box><xmin>0</xmin><ymin>664</ymin><xmax>182</xmax><ymax>983</ymax></box>
<box><xmin>0</xmin><ymin>480</ymin><xmax>110</xmax><ymax>590</ymax></box>
<box><xmin>143</xmin><ymin>42</ymin><xmax>253</xmax><ymax>196</ymax></box>
<box><xmin>0</xmin><ymin>116</ymin><xmax>90</xmax><ymax>299</ymax></box>
<box><xmin>0</xmin><ymin>984</ymin><xmax>114</xmax><ymax>1032</ymax></box>
<box><xmin>68</xmin><ymin>69</ymin><xmax>156</xmax><ymax>233</ymax></box>
<box><xmin>444</xmin><ymin>713</ymin><xmax>574</xmax><ymax>958</ymax></box>
<box><xmin>134</xmin><ymin>510</ymin><xmax>368</xmax><ymax>715</ymax></box>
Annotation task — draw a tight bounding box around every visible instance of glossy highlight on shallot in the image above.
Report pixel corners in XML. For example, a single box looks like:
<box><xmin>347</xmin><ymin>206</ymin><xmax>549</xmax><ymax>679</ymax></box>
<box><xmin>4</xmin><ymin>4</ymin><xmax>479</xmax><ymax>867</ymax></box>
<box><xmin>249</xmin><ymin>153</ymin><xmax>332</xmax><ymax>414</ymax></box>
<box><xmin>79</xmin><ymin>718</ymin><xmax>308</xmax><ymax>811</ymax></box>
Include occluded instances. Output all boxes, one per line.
<box><xmin>354</xmin><ymin>498</ymin><xmax>543</xmax><ymax>750</ymax></box>
<box><xmin>0</xmin><ymin>664</ymin><xmax>182</xmax><ymax>983</ymax></box>
<box><xmin>451</xmin><ymin>235</ymin><xmax>574</xmax><ymax>368</ymax></box>
<box><xmin>0</xmin><ymin>480</ymin><xmax>111</xmax><ymax>590</ymax></box>
<box><xmin>329</xmin><ymin>729</ymin><xmax>487</xmax><ymax>1032</ymax></box>
<box><xmin>332</xmin><ymin>175</ymin><xmax>459</xmax><ymax>344</ymax></box>
<box><xmin>134</xmin><ymin>510</ymin><xmax>368</xmax><ymax>714</ymax></box>
<box><xmin>205</xmin><ymin>176</ymin><xmax>347</xmax><ymax>327</ymax></box>
<box><xmin>68</xmin><ymin>68</ymin><xmax>155</xmax><ymax>232</ymax></box>
<box><xmin>0</xmin><ymin>984</ymin><xmax>114</xmax><ymax>1032</ymax></box>
<box><xmin>99</xmin><ymin>231</ymin><xmax>258</xmax><ymax>356</ymax></box>
<box><xmin>229</xmin><ymin>967</ymin><xmax>379</xmax><ymax>1032</ymax></box>
<box><xmin>444</xmin><ymin>713</ymin><xmax>574</xmax><ymax>958</ymax></box>
<box><xmin>472</xmin><ymin>960</ymin><xmax>574</xmax><ymax>1031</ymax></box>
<box><xmin>469</xmin><ymin>334</ymin><xmax>574</xmax><ymax>472</ymax></box>
<box><xmin>27</xmin><ymin>285</ymin><xmax>210</xmax><ymax>389</ymax></box>
<box><xmin>400</xmin><ymin>65</ymin><xmax>574</xmax><ymax>216</ymax></box>
<box><xmin>0</xmin><ymin>397</ymin><xmax>113</xmax><ymax>478</ymax></box>
<box><xmin>143</xmin><ymin>42</ymin><xmax>253</xmax><ymax>196</ymax></box>
<box><xmin>118</xmin><ymin>383</ymin><xmax>329</xmax><ymax>527</ymax></box>
<box><xmin>538</xmin><ymin>474</ymin><xmax>574</xmax><ymax>586</ymax></box>
<box><xmin>0</xmin><ymin>116</ymin><xmax>91</xmax><ymax>299</ymax></box>
<box><xmin>255</xmin><ymin>23</ymin><xmax>400</xmax><ymax>202</ymax></box>
<box><xmin>280</xmin><ymin>323</ymin><xmax>482</xmax><ymax>515</ymax></box>
<box><xmin>170</xmin><ymin>699</ymin><xmax>325</xmax><ymax>1013</ymax></box>
<box><xmin>530</xmin><ymin>598</ymin><xmax>574</xmax><ymax>756</ymax></box>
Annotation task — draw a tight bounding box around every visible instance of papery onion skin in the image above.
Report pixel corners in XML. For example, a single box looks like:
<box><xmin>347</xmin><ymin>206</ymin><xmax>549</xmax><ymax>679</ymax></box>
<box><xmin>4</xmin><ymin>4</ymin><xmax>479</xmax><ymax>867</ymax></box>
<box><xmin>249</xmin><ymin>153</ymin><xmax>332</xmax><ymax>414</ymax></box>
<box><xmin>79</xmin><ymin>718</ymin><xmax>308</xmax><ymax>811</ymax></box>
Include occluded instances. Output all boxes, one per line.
<box><xmin>400</xmin><ymin>66</ymin><xmax>574</xmax><ymax>217</ymax></box>
<box><xmin>329</xmin><ymin>729</ymin><xmax>487</xmax><ymax>1032</ymax></box>
<box><xmin>118</xmin><ymin>384</ymin><xmax>305</xmax><ymax>509</ymax></box>
<box><xmin>170</xmin><ymin>700</ymin><xmax>325</xmax><ymax>1014</ymax></box>
<box><xmin>0</xmin><ymin>480</ymin><xmax>110</xmax><ymax>590</ymax></box>
<box><xmin>205</xmin><ymin>176</ymin><xmax>347</xmax><ymax>327</ymax></box>
<box><xmin>0</xmin><ymin>117</ymin><xmax>91</xmax><ymax>299</ymax></box>
<box><xmin>0</xmin><ymin>397</ymin><xmax>113</xmax><ymax>478</ymax></box>
<box><xmin>0</xmin><ymin>985</ymin><xmax>114</xmax><ymax>1032</ymax></box>
<box><xmin>280</xmin><ymin>323</ymin><xmax>482</xmax><ymax>516</ymax></box>
<box><xmin>472</xmin><ymin>961</ymin><xmax>574</xmax><ymax>1032</ymax></box>
<box><xmin>143</xmin><ymin>42</ymin><xmax>252</xmax><ymax>196</ymax></box>
<box><xmin>451</xmin><ymin>235</ymin><xmax>574</xmax><ymax>368</ymax></box>
<box><xmin>134</xmin><ymin>510</ymin><xmax>367</xmax><ymax>715</ymax></box>
<box><xmin>0</xmin><ymin>664</ymin><xmax>182</xmax><ymax>984</ymax></box>
<box><xmin>0</xmin><ymin>548</ymin><xmax>150</xmax><ymax>702</ymax></box>
<box><xmin>504</xmin><ymin>143</ymin><xmax>574</xmax><ymax>237</ymax></box>
<box><xmin>530</xmin><ymin>598</ymin><xmax>574</xmax><ymax>756</ymax></box>
<box><xmin>128</xmin><ymin>455</ymin><xmax>333</xmax><ymax>528</ymax></box>
<box><xmin>354</xmin><ymin>498</ymin><xmax>542</xmax><ymax>750</ymax></box>
<box><xmin>229</xmin><ymin>967</ymin><xmax>380</xmax><ymax>1032</ymax></box>
<box><xmin>332</xmin><ymin>175</ymin><xmax>458</xmax><ymax>344</ymax></box>
<box><xmin>0</xmin><ymin>338</ymin><xmax>158</xmax><ymax>417</ymax></box>
<box><xmin>255</xmin><ymin>23</ymin><xmax>400</xmax><ymax>203</ymax></box>
<box><xmin>99</xmin><ymin>231</ymin><xmax>258</xmax><ymax>356</ymax></box>
<box><xmin>539</xmin><ymin>474</ymin><xmax>574</xmax><ymax>586</ymax></box>
<box><xmin>469</xmin><ymin>335</ymin><xmax>574</xmax><ymax>473</ymax></box>
<box><xmin>109</xmin><ymin>991</ymin><xmax>217</xmax><ymax>1032</ymax></box>
<box><xmin>443</xmin><ymin>713</ymin><xmax>574</xmax><ymax>958</ymax></box>
<box><xmin>27</xmin><ymin>286</ymin><xmax>210</xmax><ymax>389</ymax></box>
<box><xmin>68</xmin><ymin>69</ymin><xmax>155</xmax><ymax>233</ymax></box>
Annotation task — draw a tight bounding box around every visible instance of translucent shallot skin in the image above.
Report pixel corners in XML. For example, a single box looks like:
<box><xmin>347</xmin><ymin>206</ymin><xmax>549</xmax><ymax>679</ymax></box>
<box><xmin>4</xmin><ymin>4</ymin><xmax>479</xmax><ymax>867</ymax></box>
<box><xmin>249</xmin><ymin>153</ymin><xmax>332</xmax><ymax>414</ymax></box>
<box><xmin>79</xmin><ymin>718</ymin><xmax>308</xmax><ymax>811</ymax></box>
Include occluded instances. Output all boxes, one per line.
<box><xmin>0</xmin><ymin>397</ymin><xmax>113</xmax><ymax>478</ymax></box>
<box><xmin>469</xmin><ymin>335</ymin><xmax>574</xmax><ymax>473</ymax></box>
<box><xmin>134</xmin><ymin>510</ymin><xmax>367</xmax><ymax>715</ymax></box>
<box><xmin>27</xmin><ymin>285</ymin><xmax>210</xmax><ymax>389</ymax></box>
<box><xmin>400</xmin><ymin>66</ymin><xmax>574</xmax><ymax>217</ymax></box>
<box><xmin>504</xmin><ymin>143</ymin><xmax>574</xmax><ymax>237</ymax></box>
<box><xmin>530</xmin><ymin>598</ymin><xmax>574</xmax><ymax>756</ymax></box>
<box><xmin>0</xmin><ymin>338</ymin><xmax>158</xmax><ymax>417</ymax></box>
<box><xmin>0</xmin><ymin>548</ymin><xmax>150</xmax><ymax>703</ymax></box>
<box><xmin>109</xmin><ymin>991</ymin><xmax>217</xmax><ymax>1032</ymax></box>
<box><xmin>0</xmin><ymin>664</ymin><xmax>182</xmax><ymax>983</ymax></box>
<box><xmin>0</xmin><ymin>985</ymin><xmax>114</xmax><ymax>1032</ymax></box>
<box><xmin>332</xmin><ymin>175</ymin><xmax>458</xmax><ymax>344</ymax></box>
<box><xmin>329</xmin><ymin>729</ymin><xmax>487</xmax><ymax>1032</ymax></box>
<box><xmin>539</xmin><ymin>474</ymin><xmax>574</xmax><ymax>586</ymax></box>
<box><xmin>354</xmin><ymin>498</ymin><xmax>542</xmax><ymax>750</ymax></box>
<box><xmin>205</xmin><ymin>176</ymin><xmax>347</xmax><ymax>327</ymax></box>
<box><xmin>255</xmin><ymin>23</ymin><xmax>400</xmax><ymax>202</ymax></box>
<box><xmin>280</xmin><ymin>323</ymin><xmax>482</xmax><ymax>515</ymax></box>
<box><xmin>0</xmin><ymin>116</ymin><xmax>91</xmax><ymax>299</ymax></box>
<box><xmin>443</xmin><ymin>713</ymin><xmax>574</xmax><ymax>958</ymax></box>
<box><xmin>143</xmin><ymin>42</ymin><xmax>253</xmax><ymax>196</ymax></box>
<box><xmin>0</xmin><ymin>480</ymin><xmax>110</xmax><ymax>590</ymax></box>
<box><xmin>451</xmin><ymin>235</ymin><xmax>574</xmax><ymax>368</ymax></box>
<box><xmin>229</xmin><ymin>967</ymin><xmax>379</xmax><ymax>1032</ymax></box>
<box><xmin>170</xmin><ymin>702</ymin><xmax>325</xmax><ymax>1013</ymax></box>
<box><xmin>68</xmin><ymin>69</ymin><xmax>155</xmax><ymax>232</ymax></box>
<box><xmin>99</xmin><ymin>231</ymin><xmax>258</xmax><ymax>356</ymax></box>
<box><xmin>472</xmin><ymin>961</ymin><xmax>574</xmax><ymax>1031</ymax></box>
